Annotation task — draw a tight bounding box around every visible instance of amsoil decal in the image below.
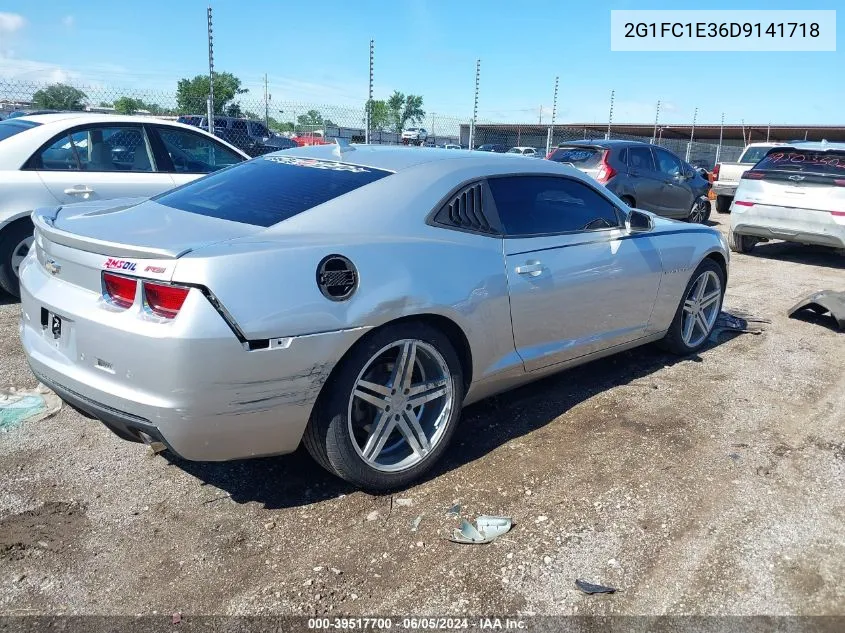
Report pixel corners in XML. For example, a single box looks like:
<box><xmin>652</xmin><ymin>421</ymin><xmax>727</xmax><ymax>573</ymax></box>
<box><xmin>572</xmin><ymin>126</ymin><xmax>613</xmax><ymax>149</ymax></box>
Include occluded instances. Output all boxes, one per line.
<box><xmin>104</xmin><ymin>258</ymin><xmax>137</xmax><ymax>271</ymax></box>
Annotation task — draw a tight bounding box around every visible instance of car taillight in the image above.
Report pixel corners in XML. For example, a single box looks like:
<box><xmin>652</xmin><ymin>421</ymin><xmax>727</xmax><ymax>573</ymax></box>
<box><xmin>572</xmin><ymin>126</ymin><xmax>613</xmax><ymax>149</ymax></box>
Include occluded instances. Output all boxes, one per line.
<box><xmin>734</xmin><ymin>200</ymin><xmax>755</xmax><ymax>207</ymax></box>
<box><xmin>595</xmin><ymin>150</ymin><xmax>616</xmax><ymax>183</ymax></box>
<box><xmin>742</xmin><ymin>171</ymin><xmax>765</xmax><ymax>180</ymax></box>
<box><xmin>712</xmin><ymin>163</ymin><xmax>720</xmax><ymax>180</ymax></box>
<box><xmin>143</xmin><ymin>281</ymin><xmax>190</xmax><ymax>319</ymax></box>
<box><xmin>103</xmin><ymin>272</ymin><xmax>137</xmax><ymax>309</ymax></box>
<box><xmin>834</xmin><ymin>179</ymin><xmax>845</xmax><ymax>187</ymax></box>
<box><xmin>831</xmin><ymin>211</ymin><xmax>845</xmax><ymax>217</ymax></box>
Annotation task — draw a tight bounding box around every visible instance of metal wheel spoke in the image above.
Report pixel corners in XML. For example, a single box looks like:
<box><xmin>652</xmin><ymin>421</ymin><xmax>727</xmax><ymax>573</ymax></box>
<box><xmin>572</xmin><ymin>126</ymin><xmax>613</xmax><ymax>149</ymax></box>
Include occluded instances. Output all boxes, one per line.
<box><xmin>353</xmin><ymin>388</ymin><xmax>389</xmax><ymax>410</ymax></box>
<box><xmin>408</xmin><ymin>378</ymin><xmax>448</xmax><ymax>406</ymax></box>
<box><xmin>683</xmin><ymin>299</ymin><xmax>697</xmax><ymax>314</ymax></box>
<box><xmin>694</xmin><ymin>277</ymin><xmax>707</xmax><ymax>301</ymax></box>
<box><xmin>696</xmin><ymin>312</ymin><xmax>710</xmax><ymax>336</ymax></box>
<box><xmin>389</xmin><ymin>341</ymin><xmax>416</xmax><ymax>391</ymax></box>
<box><xmin>396</xmin><ymin>411</ymin><xmax>430</xmax><ymax>457</ymax></box>
<box><xmin>356</xmin><ymin>379</ymin><xmax>391</xmax><ymax>397</ymax></box>
<box><xmin>700</xmin><ymin>289</ymin><xmax>721</xmax><ymax>310</ymax></box>
<box><xmin>362</xmin><ymin>412</ymin><xmax>396</xmax><ymax>460</ymax></box>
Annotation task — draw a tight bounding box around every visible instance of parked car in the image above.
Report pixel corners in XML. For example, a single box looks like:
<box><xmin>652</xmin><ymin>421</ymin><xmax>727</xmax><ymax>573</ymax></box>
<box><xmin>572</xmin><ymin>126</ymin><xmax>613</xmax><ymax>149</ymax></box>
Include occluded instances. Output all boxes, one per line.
<box><xmin>0</xmin><ymin>113</ymin><xmax>248</xmax><ymax>297</ymax></box>
<box><xmin>292</xmin><ymin>131</ymin><xmax>331</xmax><ymax>147</ymax></box>
<box><xmin>401</xmin><ymin>128</ymin><xmax>428</xmax><ymax>145</ymax></box>
<box><xmin>728</xmin><ymin>142</ymin><xmax>845</xmax><ymax>254</ymax></box>
<box><xmin>712</xmin><ymin>142</ymin><xmax>784</xmax><ymax>213</ymax></box>
<box><xmin>443</xmin><ymin>144</ymin><xmax>462</xmax><ymax>150</ymax></box>
<box><xmin>207</xmin><ymin>117</ymin><xmax>283</xmax><ymax>157</ymax></box>
<box><xmin>476</xmin><ymin>144</ymin><xmax>509</xmax><ymax>153</ymax></box>
<box><xmin>548</xmin><ymin>140</ymin><xmax>712</xmax><ymax>223</ymax></box>
<box><xmin>6</xmin><ymin>109</ymin><xmax>61</xmax><ymax>119</ymax></box>
<box><xmin>507</xmin><ymin>146</ymin><xmax>543</xmax><ymax>157</ymax></box>
<box><xmin>19</xmin><ymin>145</ymin><xmax>728</xmax><ymax>490</ymax></box>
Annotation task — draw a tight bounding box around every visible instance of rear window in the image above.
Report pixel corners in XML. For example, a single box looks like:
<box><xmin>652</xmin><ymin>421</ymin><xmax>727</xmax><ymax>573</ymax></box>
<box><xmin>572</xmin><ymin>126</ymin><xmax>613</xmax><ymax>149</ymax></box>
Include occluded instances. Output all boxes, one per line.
<box><xmin>753</xmin><ymin>149</ymin><xmax>845</xmax><ymax>177</ymax></box>
<box><xmin>0</xmin><ymin>119</ymin><xmax>40</xmax><ymax>142</ymax></box>
<box><xmin>153</xmin><ymin>155</ymin><xmax>392</xmax><ymax>227</ymax></box>
<box><xmin>548</xmin><ymin>147</ymin><xmax>602</xmax><ymax>167</ymax></box>
<box><xmin>741</xmin><ymin>146</ymin><xmax>777</xmax><ymax>164</ymax></box>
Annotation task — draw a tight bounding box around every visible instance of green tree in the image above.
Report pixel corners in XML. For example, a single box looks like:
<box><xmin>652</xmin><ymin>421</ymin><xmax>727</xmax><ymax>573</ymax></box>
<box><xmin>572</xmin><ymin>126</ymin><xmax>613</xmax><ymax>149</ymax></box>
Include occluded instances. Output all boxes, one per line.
<box><xmin>175</xmin><ymin>72</ymin><xmax>247</xmax><ymax>115</ymax></box>
<box><xmin>31</xmin><ymin>84</ymin><xmax>87</xmax><ymax>110</ymax></box>
<box><xmin>386</xmin><ymin>91</ymin><xmax>425</xmax><ymax>133</ymax></box>
<box><xmin>113</xmin><ymin>96</ymin><xmax>145</xmax><ymax>114</ymax></box>
<box><xmin>366</xmin><ymin>99</ymin><xmax>390</xmax><ymax>131</ymax></box>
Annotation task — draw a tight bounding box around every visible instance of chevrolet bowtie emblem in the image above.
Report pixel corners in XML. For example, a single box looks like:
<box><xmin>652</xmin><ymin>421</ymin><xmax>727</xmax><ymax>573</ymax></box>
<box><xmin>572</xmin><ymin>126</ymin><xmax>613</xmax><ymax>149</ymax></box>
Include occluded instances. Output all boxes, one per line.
<box><xmin>45</xmin><ymin>259</ymin><xmax>61</xmax><ymax>275</ymax></box>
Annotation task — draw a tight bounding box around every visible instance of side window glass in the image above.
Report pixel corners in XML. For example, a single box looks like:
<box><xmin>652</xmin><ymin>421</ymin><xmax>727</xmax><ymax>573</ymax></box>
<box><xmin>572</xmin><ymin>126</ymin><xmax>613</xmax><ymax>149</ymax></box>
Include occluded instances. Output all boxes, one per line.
<box><xmin>34</xmin><ymin>133</ymin><xmax>80</xmax><ymax>170</ymax></box>
<box><xmin>655</xmin><ymin>148</ymin><xmax>681</xmax><ymax>177</ymax></box>
<box><xmin>71</xmin><ymin>126</ymin><xmax>154</xmax><ymax>172</ymax></box>
<box><xmin>488</xmin><ymin>176</ymin><xmax>621</xmax><ymax>236</ymax></box>
<box><xmin>628</xmin><ymin>147</ymin><xmax>656</xmax><ymax>171</ymax></box>
<box><xmin>155</xmin><ymin>127</ymin><xmax>243</xmax><ymax>173</ymax></box>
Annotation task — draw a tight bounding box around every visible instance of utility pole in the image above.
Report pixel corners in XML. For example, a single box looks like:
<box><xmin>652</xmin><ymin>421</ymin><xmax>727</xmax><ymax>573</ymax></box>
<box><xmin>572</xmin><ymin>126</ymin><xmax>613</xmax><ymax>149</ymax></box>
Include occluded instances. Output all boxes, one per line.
<box><xmin>546</xmin><ymin>76</ymin><xmax>558</xmax><ymax>155</ymax></box>
<box><xmin>539</xmin><ymin>105</ymin><xmax>543</xmax><ymax>125</ymax></box>
<box><xmin>469</xmin><ymin>59</ymin><xmax>480</xmax><ymax>150</ymax></box>
<box><xmin>741</xmin><ymin>119</ymin><xmax>747</xmax><ymax>146</ymax></box>
<box><xmin>606</xmin><ymin>90</ymin><xmax>614</xmax><ymax>140</ymax></box>
<box><xmin>430</xmin><ymin>112</ymin><xmax>436</xmax><ymax>143</ymax></box>
<box><xmin>366</xmin><ymin>39</ymin><xmax>374</xmax><ymax>144</ymax></box>
<box><xmin>652</xmin><ymin>100</ymin><xmax>661</xmax><ymax>144</ymax></box>
<box><xmin>686</xmin><ymin>106</ymin><xmax>698</xmax><ymax>161</ymax></box>
<box><xmin>766</xmin><ymin>122</ymin><xmax>771</xmax><ymax>142</ymax></box>
<box><xmin>715</xmin><ymin>112</ymin><xmax>724</xmax><ymax>165</ymax></box>
<box><xmin>264</xmin><ymin>73</ymin><xmax>269</xmax><ymax>129</ymax></box>
<box><xmin>206</xmin><ymin>5</ymin><xmax>214</xmax><ymax>134</ymax></box>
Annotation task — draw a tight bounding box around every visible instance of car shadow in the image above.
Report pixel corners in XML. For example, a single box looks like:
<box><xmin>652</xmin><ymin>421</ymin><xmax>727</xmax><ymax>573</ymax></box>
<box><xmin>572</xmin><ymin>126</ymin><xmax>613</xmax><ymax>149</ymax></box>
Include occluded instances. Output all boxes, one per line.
<box><xmin>787</xmin><ymin>309</ymin><xmax>843</xmax><ymax>333</ymax></box>
<box><xmin>167</xmin><ymin>336</ymin><xmax>741</xmax><ymax>509</ymax></box>
<box><xmin>748</xmin><ymin>241</ymin><xmax>845</xmax><ymax>270</ymax></box>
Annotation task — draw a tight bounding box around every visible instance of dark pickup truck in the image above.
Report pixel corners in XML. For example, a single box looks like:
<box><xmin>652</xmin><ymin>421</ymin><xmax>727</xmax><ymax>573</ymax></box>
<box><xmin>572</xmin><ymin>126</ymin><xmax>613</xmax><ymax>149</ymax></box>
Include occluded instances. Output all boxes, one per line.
<box><xmin>177</xmin><ymin>115</ymin><xmax>297</xmax><ymax>156</ymax></box>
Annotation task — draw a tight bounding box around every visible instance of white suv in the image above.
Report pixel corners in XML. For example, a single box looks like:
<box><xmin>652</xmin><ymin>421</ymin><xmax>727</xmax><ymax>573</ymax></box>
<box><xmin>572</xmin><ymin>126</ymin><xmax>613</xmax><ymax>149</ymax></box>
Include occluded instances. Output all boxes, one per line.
<box><xmin>729</xmin><ymin>142</ymin><xmax>845</xmax><ymax>254</ymax></box>
<box><xmin>401</xmin><ymin>128</ymin><xmax>428</xmax><ymax>144</ymax></box>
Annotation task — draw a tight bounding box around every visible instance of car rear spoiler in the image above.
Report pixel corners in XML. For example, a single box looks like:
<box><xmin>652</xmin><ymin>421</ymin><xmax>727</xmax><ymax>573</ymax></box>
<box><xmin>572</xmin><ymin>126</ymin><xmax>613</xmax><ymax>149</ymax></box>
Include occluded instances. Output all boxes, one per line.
<box><xmin>31</xmin><ymin>207</ymin><xmax>187</xmax><ymax>259</ymax></box>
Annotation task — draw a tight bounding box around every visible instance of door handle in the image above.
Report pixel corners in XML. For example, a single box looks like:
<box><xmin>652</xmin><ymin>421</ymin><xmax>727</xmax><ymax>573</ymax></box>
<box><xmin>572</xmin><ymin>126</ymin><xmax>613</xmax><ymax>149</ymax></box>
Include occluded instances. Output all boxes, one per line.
<box><xmin>64</xmin><ymin>187</ymin><xmax>94</xmax><ymax>195</ymax></box>
<box><xmin>515</xmin><ymin>262</ymin><xmax>543</xmax><ymax>276</ymax></box>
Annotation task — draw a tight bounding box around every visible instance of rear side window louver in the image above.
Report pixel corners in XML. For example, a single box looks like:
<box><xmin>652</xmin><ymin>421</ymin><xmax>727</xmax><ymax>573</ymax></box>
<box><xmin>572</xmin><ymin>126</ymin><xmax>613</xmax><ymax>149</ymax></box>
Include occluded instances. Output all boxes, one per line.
<box><xmin>433</xmin><ymin>183</ymin><xmax>497</xmax><ymax>234</ymax></box>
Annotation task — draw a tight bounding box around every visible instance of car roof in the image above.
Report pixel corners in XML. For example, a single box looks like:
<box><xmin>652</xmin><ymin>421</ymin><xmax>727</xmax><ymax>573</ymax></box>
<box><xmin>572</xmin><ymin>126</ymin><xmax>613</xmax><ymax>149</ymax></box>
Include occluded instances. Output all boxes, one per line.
<box><xmin>280</xmin><ymin>143</ymin><xmax>569</xmax><ymax>173</ymax></box>
<box><xmin>558</xmin><ymin>139</ymin><xmax>649</xmax><ymax>148</ymax></box>
<box><xmin>775</xmin><ymin>141</ymin><xmax>845</xmax><ymax>152</ymax></box>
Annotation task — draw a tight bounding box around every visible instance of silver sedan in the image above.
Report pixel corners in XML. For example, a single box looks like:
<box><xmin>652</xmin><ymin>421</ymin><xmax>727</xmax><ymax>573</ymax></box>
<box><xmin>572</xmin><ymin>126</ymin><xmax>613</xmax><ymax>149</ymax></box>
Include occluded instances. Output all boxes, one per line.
<box><xmin>19</xmin><ymin>145</ymin><xmax>729</xmax><ymax>490</ymax></box>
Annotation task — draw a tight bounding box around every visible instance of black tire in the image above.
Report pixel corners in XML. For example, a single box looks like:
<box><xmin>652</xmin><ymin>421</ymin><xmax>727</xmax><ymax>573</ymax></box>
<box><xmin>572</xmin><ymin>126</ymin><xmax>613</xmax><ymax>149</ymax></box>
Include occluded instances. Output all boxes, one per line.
<box><xmin>728</xmin><ymin>229</ymin><xmax>756</xmax><ymax>254</ymax></box>
<box><xmin>0</xmin><ymin>218</ymin><xmax>33</xmax><ymax>298</ymax></box>
<box><xmin>658</xmin><ymin>258</ymin><xmax>726</xmax><ymax>355</ymax></box>
<box><xmin>716</xmin><ymin>195</ymin><xmax>732</xmax><ymax>214</ymax></box>
<box><xmin>303</xmin><ymin>321</ymin><xmax>465</xmax><ymax>491</ymax></box>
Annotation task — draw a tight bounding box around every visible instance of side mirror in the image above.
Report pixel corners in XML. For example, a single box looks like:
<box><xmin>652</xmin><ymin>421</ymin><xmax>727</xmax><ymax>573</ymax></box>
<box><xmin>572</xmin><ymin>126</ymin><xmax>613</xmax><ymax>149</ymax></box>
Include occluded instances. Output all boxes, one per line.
<box><xmin>627</xmin><ymin>209</ymin><xmax>653</xmax><ymax>233</ymax></box>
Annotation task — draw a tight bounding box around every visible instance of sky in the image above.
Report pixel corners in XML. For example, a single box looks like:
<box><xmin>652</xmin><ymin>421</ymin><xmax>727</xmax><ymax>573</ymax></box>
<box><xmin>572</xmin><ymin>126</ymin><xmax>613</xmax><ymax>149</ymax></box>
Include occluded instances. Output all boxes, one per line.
<box><xmin>0</xmin><ymin>0</ymin><xmax>841</xmax><ymax>126</ymax></box>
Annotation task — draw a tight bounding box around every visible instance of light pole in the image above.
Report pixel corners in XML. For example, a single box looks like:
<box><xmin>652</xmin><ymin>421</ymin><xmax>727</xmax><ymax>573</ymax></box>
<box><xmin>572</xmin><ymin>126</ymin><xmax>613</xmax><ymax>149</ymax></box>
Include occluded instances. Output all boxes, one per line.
<box><xmin>469</xmin><ymin>59</ymin><xmax>480</xmax><ymax>150</ymax></box>
<box><xmin>206</xmin><ymin>5</ymin><xmax>214</xmax><ymax>134</ymax></box>
<box><xmin>546</xmin><ymin>76</ymin><xmax>558</xmax><ymax>155</ymax></box>
<box><xmin>606</xmin><ymin>90</ymin><xmax>615</xmax><ymax>140</ymax></box>
<box><xmin>652</xmin><ymin>100</ymin><xmax>661</xmax><ymax>144</ymax></box>
<box><xmin>686</xmin><ymin>106</ymin><xmax>698</xmax><ymax>162</ymax></box>
<box><xmin>715</xmin><ymin>112</ymin><xmax>724</xmax><ymax>165</ymax></box>
<box><xmin>366</xmin><ymin>39</ymin><xmax>374</xmax><ymax>145</ymax></box>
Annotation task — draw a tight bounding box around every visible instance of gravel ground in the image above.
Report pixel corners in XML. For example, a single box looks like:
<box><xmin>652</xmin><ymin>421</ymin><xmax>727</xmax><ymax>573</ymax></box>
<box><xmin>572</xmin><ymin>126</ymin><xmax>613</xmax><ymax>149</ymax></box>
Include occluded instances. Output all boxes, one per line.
<box><xmin>1</xmin><ymin>214</ymin><xmax>843</xmax><ymax>617</ymax></box>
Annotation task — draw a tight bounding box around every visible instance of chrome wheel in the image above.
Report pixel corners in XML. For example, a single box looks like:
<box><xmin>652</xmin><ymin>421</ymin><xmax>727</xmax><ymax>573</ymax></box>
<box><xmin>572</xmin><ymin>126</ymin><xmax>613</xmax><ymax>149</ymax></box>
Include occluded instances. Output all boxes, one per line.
<box><xmin>681</xmin><ymin>270</ymin><xmax>722</xmax><ymax>347</ymax></box>
<box><xmin>348</xmin><ymin>339</ymin><xmax>454</xmax><ymax>473</ymax></box>
<box><xmin>688</xmin><ymin>198</ymin><xmax>708</xmax><ymax>224</ymax></box>
<box><xmin>11</xmin><ymin>236</ymin><xmax>34</xmax><ymax>279</ymax></box>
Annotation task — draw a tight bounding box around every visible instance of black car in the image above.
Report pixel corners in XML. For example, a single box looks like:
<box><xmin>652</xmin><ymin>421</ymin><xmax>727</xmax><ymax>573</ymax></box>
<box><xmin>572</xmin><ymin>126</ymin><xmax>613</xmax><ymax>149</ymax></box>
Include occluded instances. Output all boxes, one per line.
<box><xmin>476</xmin><ymin>143</ymin><xmax>509</xmax><ymax>153</ymax></box>
<box><xmin>547</xmin><ymin>140</ymin><xmax>712</xmax><ymax>223</ymax></box>
<box><xmin>178</xmin><ymin>115</ymin><xmax>296</xmax><ymax>156</ymax></box>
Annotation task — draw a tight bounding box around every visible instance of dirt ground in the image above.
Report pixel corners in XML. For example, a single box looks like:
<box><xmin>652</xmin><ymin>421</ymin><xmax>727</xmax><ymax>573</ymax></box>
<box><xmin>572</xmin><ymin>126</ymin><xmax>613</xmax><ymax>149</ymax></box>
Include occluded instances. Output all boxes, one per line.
<box><xmin>1</xmin><ymin>214</ymin><xmax>843</xmax><ymax>618</ymax></box>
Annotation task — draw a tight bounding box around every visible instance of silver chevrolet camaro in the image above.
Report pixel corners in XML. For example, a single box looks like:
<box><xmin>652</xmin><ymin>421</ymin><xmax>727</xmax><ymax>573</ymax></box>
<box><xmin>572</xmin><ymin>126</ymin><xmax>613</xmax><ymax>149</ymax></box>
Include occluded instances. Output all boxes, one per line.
<box><xmin>19</xmin><ymin>144</ymin><xmax>729</xmax><ymax>490</ymax></box>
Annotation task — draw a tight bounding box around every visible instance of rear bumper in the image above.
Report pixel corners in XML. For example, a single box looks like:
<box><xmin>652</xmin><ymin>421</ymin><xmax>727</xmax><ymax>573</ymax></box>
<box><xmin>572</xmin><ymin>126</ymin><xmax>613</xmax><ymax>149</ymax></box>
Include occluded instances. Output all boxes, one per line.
<box><xmin>18</xmin><ymin>253</ymin><xmax>370</xmax><ymax>462</ymax></box>
<box><xmin>731</xmin><ymin>205</ymin><xmax>845</xmax><ymax>249</ymax></box>
<box><xmin>712</xmin><ymin>182</ymin><xmax>737</xmax><ymax>197</ymax></box>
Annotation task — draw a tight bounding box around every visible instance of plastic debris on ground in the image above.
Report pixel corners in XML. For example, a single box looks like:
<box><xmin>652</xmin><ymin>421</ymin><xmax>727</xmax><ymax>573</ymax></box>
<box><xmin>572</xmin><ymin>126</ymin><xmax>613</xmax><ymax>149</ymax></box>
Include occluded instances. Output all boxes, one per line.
<box><xmin>445</xmin><ymin>503</ymin><xmax>461</xmax><ymax>516</ymax></box>
<box><xmin>0</xmin><ymin>384</ymin><xmax>62</xmax><ymax>432</ymax></box>
<box><xmin>575</xmin><ymin>579</ymin><xmax>617</xmax><ymax>594</ymax></box>
<box><xmin>410</xmin><ymin>516</ymin><xmax>422</xmax><ymax>532</ymax></box>
<box><xmin>708</xmin><ymin>310</ymin><xmax>770</xmax><ymax>344</ymax></box>
<box><xmin>787</xmin><ymin>290</ymin><xmax>845</xmax><ymax>331</ymax></box>
<box><xmin>449</xmin><ymin>515</ymin><xmax>512</xmax><ymax>544</ymax></box>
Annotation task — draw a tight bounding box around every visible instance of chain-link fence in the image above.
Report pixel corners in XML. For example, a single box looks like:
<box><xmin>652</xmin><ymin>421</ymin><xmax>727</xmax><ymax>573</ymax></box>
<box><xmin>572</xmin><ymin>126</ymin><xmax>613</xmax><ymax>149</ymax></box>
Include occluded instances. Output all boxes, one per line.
<box><xmin>1</xmin><ymin>78</ymin><xmax>738</xmax><ymax>167</ymax></box>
